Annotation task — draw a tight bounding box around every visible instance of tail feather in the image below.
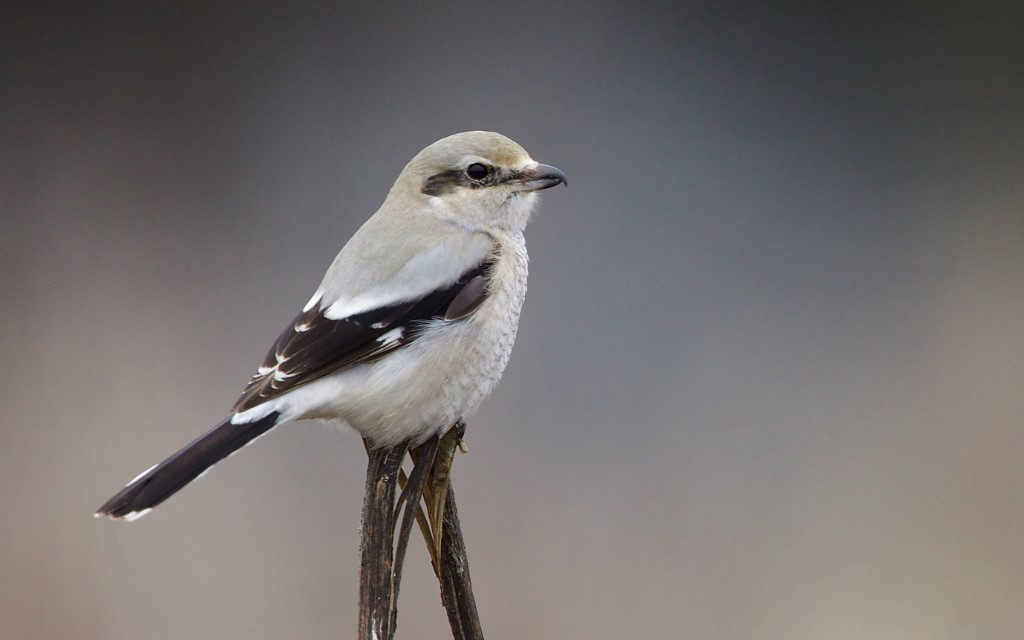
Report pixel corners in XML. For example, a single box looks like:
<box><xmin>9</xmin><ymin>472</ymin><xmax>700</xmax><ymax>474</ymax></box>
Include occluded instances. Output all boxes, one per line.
<box><xmin>95</xmin><ymin>412</ymin><xmax>281</xmax><ymax>520</ymax></box>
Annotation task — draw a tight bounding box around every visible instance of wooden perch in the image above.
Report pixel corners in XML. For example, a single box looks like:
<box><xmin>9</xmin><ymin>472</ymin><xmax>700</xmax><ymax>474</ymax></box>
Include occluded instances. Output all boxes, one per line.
<box><xmin>357</xmin><ymin>426</ymin><xmax>484</xmax><ymax>640</ymax></box>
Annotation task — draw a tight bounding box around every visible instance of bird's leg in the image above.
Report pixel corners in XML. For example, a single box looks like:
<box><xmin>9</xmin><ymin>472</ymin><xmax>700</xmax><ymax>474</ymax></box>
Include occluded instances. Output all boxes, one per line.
<box><xmin>358</xmin><ymin>438</ymin><xmax>408</xmax><ymax>640</ymax></box>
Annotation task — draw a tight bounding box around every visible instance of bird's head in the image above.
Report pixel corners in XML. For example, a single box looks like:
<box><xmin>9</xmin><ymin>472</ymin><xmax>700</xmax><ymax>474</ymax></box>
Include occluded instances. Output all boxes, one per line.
<box><xmin>390</xmin><ymin>131</ymin><xmax>566</xmax><ymax>233</ymax></box>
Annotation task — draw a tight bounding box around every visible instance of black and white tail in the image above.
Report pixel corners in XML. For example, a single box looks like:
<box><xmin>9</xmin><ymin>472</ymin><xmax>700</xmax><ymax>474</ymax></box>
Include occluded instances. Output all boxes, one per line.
<box><xmin>95</xmin><ymin>412</ymin><xmax>281</xmax><ymax>520</ymax></box>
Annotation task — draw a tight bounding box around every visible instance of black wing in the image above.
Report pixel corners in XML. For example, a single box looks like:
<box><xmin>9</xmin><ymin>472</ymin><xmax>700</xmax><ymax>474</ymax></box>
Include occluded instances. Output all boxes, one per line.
<box><xmin>232</xmin><ymin>258</ymin><xmax>494</xmax><ymax>413</ymax></box>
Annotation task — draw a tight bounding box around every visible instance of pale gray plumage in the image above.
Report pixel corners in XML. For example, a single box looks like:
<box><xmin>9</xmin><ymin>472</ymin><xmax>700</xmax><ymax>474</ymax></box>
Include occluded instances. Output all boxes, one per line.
<box><xmin>96</xmin><ymin>131</ymin><xmax>565</xmax><ymax>521</ymax></box>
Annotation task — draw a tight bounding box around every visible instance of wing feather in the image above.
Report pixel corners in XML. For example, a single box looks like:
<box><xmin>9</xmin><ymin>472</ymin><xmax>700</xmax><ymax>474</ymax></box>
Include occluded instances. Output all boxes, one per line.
<box><xmin>232</xmin><ymin>256</ymin><xmax>494</xmax><ymax>413</ymax></box>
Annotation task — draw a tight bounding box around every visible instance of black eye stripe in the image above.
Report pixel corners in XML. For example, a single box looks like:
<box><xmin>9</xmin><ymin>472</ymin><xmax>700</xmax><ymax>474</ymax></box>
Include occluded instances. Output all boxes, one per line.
<box><xmin>421</xmin><ymin>170</ymin><xmax>473</xmax><ymax>196</ymax></box>
<box><xmin>421</xmin><ymin>165</ymin><xmax>502</xmax><ymax>196</ymax></box>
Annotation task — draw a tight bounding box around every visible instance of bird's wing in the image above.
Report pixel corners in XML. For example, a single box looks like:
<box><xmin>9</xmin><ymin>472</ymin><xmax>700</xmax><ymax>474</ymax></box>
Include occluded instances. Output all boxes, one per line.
<box><xmin>232</xmin><ymin>239</ymin><xmax>495</xmax><ymax>413</ymax></box>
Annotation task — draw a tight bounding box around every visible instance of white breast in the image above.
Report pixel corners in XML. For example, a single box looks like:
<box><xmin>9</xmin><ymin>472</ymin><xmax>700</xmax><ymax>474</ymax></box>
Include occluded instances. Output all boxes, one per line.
<box><xmin>278</xmin><ymin>230</ymin><xmax>530</xmax><ymax>446</ymax></box>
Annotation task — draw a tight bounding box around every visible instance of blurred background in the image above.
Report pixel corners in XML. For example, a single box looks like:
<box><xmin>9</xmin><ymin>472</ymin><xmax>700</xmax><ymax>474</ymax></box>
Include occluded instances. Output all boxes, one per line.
<box><xmin>2</xmin><ymin>2</ymin><xmax>1022</xmax><ymax>638</ymax></box>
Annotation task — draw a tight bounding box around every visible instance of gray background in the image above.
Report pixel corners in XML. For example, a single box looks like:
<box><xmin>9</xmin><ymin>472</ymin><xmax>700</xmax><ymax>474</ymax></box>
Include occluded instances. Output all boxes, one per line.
<box><xmin>3</xmin><ymin>2</ymin><xmax>1023</xmax><ymax>639</ymax></box>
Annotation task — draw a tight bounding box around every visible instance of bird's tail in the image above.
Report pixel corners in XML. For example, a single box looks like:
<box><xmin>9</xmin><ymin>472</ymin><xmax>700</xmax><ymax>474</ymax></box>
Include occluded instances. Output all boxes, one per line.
<box><xmin>95</xmin><ymin>412</ymin><xmax>281</xmax><ymax>520</ymax></box>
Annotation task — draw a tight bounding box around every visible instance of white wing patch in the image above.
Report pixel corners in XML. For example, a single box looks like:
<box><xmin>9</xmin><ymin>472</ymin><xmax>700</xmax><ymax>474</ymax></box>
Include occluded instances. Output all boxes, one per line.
<box><xmin>302</xmin><ymin>292</ymin><xmax>323</xmax><ymax>312</ymax></box>
<box><xmin>320</xmin><ymin>235</ymin><xmax>493</xmax><ymax>320</ymax></box>
<box><xmin>376</xmin><ymin>327</ymin><xmax>405</xmax><ymax>346</ymax></box>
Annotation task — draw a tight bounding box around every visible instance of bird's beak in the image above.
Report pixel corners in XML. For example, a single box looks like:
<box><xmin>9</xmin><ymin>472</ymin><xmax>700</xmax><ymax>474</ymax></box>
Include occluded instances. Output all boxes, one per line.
<box><xmin>511</xmin><ymin>163</ymin><xmax>568</xmax><ymax>192</ymax></box>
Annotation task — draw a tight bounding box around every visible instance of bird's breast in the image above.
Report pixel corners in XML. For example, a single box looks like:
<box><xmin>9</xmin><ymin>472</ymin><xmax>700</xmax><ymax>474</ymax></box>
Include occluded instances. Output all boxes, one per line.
<box><xmin>342</xmin><ymin>232</ymin><xmax>529</xmax><ymax>446</ymax></box>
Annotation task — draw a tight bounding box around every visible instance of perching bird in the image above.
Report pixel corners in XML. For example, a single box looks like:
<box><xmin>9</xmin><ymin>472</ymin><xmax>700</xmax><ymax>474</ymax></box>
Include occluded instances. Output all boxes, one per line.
<box><xmin>96</xmin><ymin>130</ymin><xmax>565</xmax><ymax>522</ymax></box>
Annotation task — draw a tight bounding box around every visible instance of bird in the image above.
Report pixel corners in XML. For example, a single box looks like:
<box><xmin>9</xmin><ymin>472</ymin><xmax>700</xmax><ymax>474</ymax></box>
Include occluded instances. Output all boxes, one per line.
<box><xmin>95</xmin><ymin>130</ymin><xmax>566</xmax><ymax>522</ymax></box>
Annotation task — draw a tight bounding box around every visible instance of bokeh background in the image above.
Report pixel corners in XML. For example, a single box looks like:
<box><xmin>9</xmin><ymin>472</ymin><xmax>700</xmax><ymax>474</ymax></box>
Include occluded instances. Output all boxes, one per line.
<box><xmin>3</xmin><ymin>2</ymin><xmax>1022</xmax><ymax>638</ymax></box>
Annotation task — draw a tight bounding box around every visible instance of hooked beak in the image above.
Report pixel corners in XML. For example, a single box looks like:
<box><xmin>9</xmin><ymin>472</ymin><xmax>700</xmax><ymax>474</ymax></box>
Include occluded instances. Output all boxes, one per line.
<box><xmin>511</xmin><ymin>163</ymin><xmax>568</xmax><ymax>192</ymax></box>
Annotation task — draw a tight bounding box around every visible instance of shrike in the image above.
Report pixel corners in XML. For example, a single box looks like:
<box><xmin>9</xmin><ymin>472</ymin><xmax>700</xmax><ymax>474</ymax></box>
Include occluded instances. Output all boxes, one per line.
<box><xmin>96</xmin><ymin>131</ymin><xmax>566</xmax><ymax>521</ymax></box>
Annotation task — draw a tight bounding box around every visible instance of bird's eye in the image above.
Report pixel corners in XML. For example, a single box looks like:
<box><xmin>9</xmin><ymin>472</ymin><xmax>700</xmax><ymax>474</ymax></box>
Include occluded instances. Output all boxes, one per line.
<box><xmin>465</xmin><ymin>163</ymin><xmax>490</xmax><ymax>180</ymax></box>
